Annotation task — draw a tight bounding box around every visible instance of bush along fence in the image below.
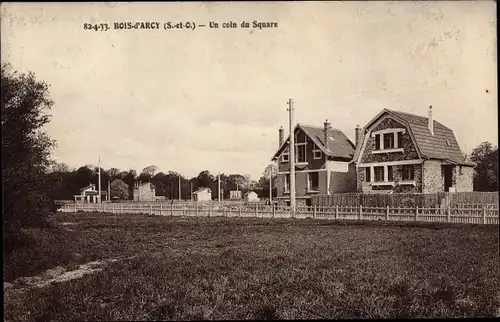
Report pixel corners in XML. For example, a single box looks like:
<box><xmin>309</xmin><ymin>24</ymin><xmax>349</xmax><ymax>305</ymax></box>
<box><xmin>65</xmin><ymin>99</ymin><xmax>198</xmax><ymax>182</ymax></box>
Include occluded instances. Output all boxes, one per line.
<box><xmin>61</xmin><ymin>202</ymin><xmax>499</xmax><ymax>225</ymax></box>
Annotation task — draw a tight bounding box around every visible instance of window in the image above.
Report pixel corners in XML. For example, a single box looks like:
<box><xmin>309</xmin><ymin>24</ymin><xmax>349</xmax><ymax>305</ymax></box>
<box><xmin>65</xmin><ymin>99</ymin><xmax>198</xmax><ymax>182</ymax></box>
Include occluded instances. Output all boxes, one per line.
<box><xmin>397</xmin><ymin>132</ymin><xmax>403</xmax><ymax>148</ymax></box>
<box><xmin>388</xmin><ymin>166</ymin><xmax>394</xmax><ymax>181</ymax></box>
<box><xmin>375</xmin><ymin>134</ymin><xmax>381</xmax><ymax>150</ymax></box>
<box><xmin>402</xmin><ymin>165</ymin><xmax>414</xmax><ymax>180</ymax></box>
<box><xmin>308</xmin><ymin>172</ymin><xmax>319</xmax><ymax>191</ymax></box>
<box><xmin>281</xmin><ymin>147</ymin><xmax>289</xmax><ymax>162</ymax></box>
<box><xmin>365</xmin><ymin>167</ymin><xmax>371</xmax><ymax>182</ymax></box>
<box><xmin>374</xmin><ymin>166</ymin><xmax>384</xmax><ymax>182</ymax></box>
<box><xmin>284</xmin><ymin>174</ymin><xmax>290</xmax><ymax>192</ymax></box>
<box><xmin>384</xmin><ymin>133</ymin><xmax>395</xmax><ymax>149</ymax></box>
<box><xmin>296</xmin><ymin>144</ymin><xmax>307</xmax><ymax>163</ymax></box>
<box><xmin>313</xmin><ymin>145</ymin><xmax>322</xmax><ymax>159</ymax></box>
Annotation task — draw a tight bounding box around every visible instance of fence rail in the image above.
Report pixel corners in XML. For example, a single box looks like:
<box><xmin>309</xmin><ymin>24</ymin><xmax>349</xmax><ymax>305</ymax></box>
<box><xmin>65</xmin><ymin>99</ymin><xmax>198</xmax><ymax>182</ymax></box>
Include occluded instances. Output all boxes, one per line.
<box><xmin>61</xmin><ymin>202</ymin><xmax>500</xmax><ymax>225</ymax></box>
<box><xmin>312</xmin><ymin>192</ymin><xmax>500</xmax><ymax>208</ymax></box>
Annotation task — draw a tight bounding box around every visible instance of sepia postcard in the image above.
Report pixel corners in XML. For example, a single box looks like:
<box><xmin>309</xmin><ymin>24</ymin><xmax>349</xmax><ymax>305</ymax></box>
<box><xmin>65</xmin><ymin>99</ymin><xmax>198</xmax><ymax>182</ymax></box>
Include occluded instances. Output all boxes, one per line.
<box><xmin>2</xmin><ymin>1</ymin><xmax>498</xmax><ymax>320</ymax></box>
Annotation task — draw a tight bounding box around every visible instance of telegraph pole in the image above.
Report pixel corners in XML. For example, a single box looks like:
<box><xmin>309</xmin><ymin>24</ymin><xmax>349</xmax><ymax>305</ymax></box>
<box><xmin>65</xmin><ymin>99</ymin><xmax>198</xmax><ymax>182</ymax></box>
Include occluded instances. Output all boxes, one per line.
<box><xmin>218</xmin><ymin>174</ymin><xmax>221</xmax><ymax>203</ymax></box>
<box><xmin>287</xmin><ymin>98</ymin><xmax>296</xmax><ymax>217</ymax></box>
<box><xmin>178</xmin><ymin>176</ymin><xmax>181</xmax><ymax>201</ymax></box>
<box><xmin>98</xmin><ymin>156</ymin><xmax>102</xmax><ymax>204</ymax></box>
<box><xmin>269</xmin><ymin>167</ymin><xmax>273</xmax><ymax>203</ymax></box>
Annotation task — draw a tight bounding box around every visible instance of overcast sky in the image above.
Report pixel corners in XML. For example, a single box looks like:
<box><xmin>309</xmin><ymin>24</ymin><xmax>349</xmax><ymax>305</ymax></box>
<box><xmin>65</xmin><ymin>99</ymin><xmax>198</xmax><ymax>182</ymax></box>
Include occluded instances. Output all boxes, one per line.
<box><xmin>1</xmin><ymin>2</ymin><xmax>497</xmax><ymax>180</ymax></box>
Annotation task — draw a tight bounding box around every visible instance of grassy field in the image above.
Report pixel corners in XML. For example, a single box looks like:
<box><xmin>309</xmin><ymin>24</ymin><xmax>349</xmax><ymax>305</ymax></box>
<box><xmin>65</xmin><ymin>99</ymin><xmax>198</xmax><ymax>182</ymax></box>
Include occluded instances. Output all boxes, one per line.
<box><xmin>4</xmin><ymin>212</ymin><xmax>500</xmax><ymax>320</ymax></box>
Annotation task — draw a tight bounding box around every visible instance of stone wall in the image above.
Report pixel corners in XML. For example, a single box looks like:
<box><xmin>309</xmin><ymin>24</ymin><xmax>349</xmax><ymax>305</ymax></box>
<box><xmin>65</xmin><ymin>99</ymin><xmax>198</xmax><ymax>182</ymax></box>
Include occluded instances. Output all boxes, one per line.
<box><xmin>422</xmin><ymin>160</ymin><xmax>444</xmax><ymax>193</ymax></box>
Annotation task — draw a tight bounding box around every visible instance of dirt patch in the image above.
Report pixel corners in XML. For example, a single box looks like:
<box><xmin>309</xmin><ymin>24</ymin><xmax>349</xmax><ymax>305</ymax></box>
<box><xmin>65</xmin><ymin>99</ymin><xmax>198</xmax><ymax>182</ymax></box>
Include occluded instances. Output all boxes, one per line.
<box><xmin>5</xmin><ymin>257</ymin><xmax>131</xmax><ymax>291</ymax></box>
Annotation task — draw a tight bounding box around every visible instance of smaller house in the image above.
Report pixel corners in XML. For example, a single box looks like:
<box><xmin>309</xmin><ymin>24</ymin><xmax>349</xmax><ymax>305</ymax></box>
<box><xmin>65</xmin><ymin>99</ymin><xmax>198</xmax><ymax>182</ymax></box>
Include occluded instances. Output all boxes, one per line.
<box><xmin>244</xmin><ymin>191</ymin><xmax>259</xmax><ymax>202</ymax></box>
<box><xmin>74</xmin><ymin>184</ymin><xmax>107</xmax><ymax>203</ymax></box>
<box><xmin>133</xmin><ymin>182</ymin><xmax>156</xmax><ymax>201</ymax></box>
<box><xmin>192</xmin><ymin>187</ymin><xmax>212</xmax><ymax>202</ymax></box>
<box><xmin>230</xmin><ymin>190</ymin><xmax>242</xmax><ymax>200</ymax></box>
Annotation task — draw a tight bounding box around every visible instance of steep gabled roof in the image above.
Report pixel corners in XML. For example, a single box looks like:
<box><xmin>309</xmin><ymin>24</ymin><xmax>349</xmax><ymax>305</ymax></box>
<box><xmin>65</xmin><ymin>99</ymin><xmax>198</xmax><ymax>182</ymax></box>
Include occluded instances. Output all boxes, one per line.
<box><xmin>353</xmin><ymin>108</ymin><xmax>474</xmax><ymax>166</ymax></box>
<box><xmin>271</xmin><ymin>123</ymin><xmax>355</xmax><ymax>161</ymax></box>
<box><xmin>80</xmin><ymin>184</ymin><xmax>95</xmax><ymax>191</ymax></box>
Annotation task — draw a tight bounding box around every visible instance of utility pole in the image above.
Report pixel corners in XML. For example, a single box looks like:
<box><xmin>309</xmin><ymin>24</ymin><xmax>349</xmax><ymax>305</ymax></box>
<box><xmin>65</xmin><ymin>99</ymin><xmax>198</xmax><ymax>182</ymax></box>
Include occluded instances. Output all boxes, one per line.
<box><xmin>107</xmin><ymin>179</ymin><xmax>111</xmax><ymax>202</ymax></box>
<box><xmin>269</xmin><ymin>166</ymin><xmax>273</xmax><ymax>203</ymax></box>
<box><xmin>178</xmin><ymin>176</ymin><xmax>181</xmax><ymax>201</ymax></box>
<box><xmin>218</xmin><ymin>174</ymin><xmax>221</xmax><ymax>203</ymax></box>
<box><xmin>190</xmin><ymin>181</ymin><xmax>193</xmax><ymax>201</ymax></box>
<box><xmin>98</xmin><ymin>156</ymin><xmax>102</xmax><ymax>204</ymax></box>
<box><xmin>287</xmin><ymin>98</ymin><xmax>296</xmax><ymax>217</ymax></box>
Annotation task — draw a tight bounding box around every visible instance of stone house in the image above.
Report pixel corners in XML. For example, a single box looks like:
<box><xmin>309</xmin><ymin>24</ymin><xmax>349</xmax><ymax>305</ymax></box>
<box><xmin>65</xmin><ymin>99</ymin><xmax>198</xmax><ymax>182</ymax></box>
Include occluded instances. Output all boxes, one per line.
<box><xmin>351</xmin><ymin>106</ymin><xmax>475</xmax><ymax>193</ymax></box>
<box><xmin>271</xmin><ymin>121</ymin><xmax>357</xmax><ymax>206</ymax></box>
<box><xmin>133</xmin><ymin>182</ymin><xmax>156</xmax><ymax>201</ymax></box>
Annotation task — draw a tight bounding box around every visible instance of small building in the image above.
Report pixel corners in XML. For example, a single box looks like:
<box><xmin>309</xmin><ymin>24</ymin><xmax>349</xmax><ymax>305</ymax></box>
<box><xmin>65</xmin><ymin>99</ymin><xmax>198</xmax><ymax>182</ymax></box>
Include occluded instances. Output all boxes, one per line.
<box><xmin>230</xmin><ymin>190</ymin><xmax>242</xmax><ymax>200</ymax></box>
<box><xmin>74</xmin><ymin>184</ymin><xmax>107</xmax><ymax>203</ymax></box>
<box><xmin>192</xmin><ymin>187</ymin><xmax>212</xmax><ymax>202</ymax></box>
<box><xmin>244</xmin><ymin>191</ymin><xmax>259</xmax><ymax>202</ymax></box>
<box><xmin>133</xmin><ymin>182</ymin><xmax>156</xmax><ymax>201</ymax></box>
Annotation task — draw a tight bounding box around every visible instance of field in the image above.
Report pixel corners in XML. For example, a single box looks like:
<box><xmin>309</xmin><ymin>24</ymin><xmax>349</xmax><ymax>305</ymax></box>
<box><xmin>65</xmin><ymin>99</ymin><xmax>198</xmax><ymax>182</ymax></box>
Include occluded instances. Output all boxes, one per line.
<box><xmin>3</xmin><ymin>212</ymin><xmax>500</xmax><ymax>320</ymax></box>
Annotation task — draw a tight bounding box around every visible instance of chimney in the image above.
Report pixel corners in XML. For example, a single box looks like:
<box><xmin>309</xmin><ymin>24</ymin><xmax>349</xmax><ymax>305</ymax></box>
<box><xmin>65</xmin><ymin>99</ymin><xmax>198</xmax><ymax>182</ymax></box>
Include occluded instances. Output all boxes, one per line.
<box><xmin>355</xmin><ymin>125</ymin><xmax>362</xmax><ymax>147</ymax></box>
<box><xmin>428</xmin><ymin>105</ymin><xmax>434</xmax><ymax>135</ymax></box>
<box><xmin>278</xmin><ymin>126</ymin><xmax>284</xmax><ymax>147</ymax></box>
<box><xmin>324</xmin><ymin>119</ymin><xmax>331</xmax><ymax>151</ymax></box>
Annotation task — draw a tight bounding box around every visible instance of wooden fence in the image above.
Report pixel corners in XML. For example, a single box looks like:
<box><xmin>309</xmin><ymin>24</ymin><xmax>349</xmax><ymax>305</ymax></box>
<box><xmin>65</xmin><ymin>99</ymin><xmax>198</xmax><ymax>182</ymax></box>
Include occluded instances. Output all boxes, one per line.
<box><xmin>61</xmin><ymin>202</ymin><xmax>499</xmax><ymax>225</ymax></box>
<box><xmin>311</xmin><ymin>192</ymin><xmax>499</xmax><ymax>208</ymax></box>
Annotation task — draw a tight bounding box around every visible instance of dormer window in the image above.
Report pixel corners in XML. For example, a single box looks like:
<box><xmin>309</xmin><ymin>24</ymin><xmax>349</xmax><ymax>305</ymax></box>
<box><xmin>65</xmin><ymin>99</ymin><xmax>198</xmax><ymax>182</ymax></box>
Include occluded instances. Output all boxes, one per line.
<box><xmin>296</xmin><ymin>144</ymin><xmax>307</xmax><ymax>163</ymax></box>
<box><xmin>371</xmin><ymin>128</ymin><xmax>406</xmax><ymax>154</ymax></box>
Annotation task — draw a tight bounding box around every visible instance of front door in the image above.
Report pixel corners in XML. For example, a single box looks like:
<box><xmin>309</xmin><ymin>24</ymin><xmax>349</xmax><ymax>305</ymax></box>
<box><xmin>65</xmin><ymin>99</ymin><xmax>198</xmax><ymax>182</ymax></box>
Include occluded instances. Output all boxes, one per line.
<box><xmin>443</xmin><ymin>165</ymin><xmax>453</xmax><ymax>192</ymax></box>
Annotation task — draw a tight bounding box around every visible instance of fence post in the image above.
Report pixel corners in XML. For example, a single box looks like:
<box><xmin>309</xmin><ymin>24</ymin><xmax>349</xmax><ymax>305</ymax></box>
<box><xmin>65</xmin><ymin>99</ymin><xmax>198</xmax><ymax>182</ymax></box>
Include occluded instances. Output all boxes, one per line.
<box><xmin>415</xmin><ymin>206</ymin><xmax>419</xmax><ymax>221</ymax></box>
<box><xmin>335</xmin><ymin>205</ymin><xmax>338</xmax><ymax>220</ymax></box>
<box><xmin>272</xmin><ymin>204</ymin><xmax>275</xmax><ymax>218</ymax></box>
<box><xmin>150</xmin><ymin>204</ymin><xmax>153</xmax><ymax>215</ymax></box>
<box><xmin>171</xmin><ymin>203</ymin><xmax>174</xmax><ymax>217</ymax></box>
<box><xmin>223</xmin><ymin>206</ymin><xmax>226</xmax><ymax>217</ymax></box>
<box><xmin>313</xmin><ymin>205</ymin><xmax>317</xmax><ymax>219</ymax></box>
<box><xmin>255</xmin><ymin>204</ymin><xmax>258</xmax><ymax>217</ymax></box>
<box><xmin>74</xmin><ymin>203</ymin><xmax>77</xmax><ymax>213</ymax></box>
<box><xmin>359</xmin><ymin>205</ymin><xmax>362</xmax><ymax>220</ymax></box>
<box><xmin>483</xmin><ymin>206</ymin><xmax>487</xmax><ymax>225</ymax></box>
<box><xmin>239</xmin><ymin>205</ymin><xmax>242</xmax><ymax>217</ymax></box>
<box><xmin>208</xmin><ymin>205</ymin><xmax>211</xmax><ymax>217</ymax></box>
<box><xmin>447</xmin><ymin>206</ymin><xmax>451</xmax><ymax>222</ymax></box>
<box><xmin>160</xmin><ymin>204</ymin><xmax>162</xmax><ymax>216</ymax></box>
<box><xmin>195</xmin><ymin>204</ymin><xmax>198</xmax><ymax>216</ymax></box>
<box><xmin>386</xmin><ymin>206</ymin><xmax>389</xmax><ymax>221</ymax></box>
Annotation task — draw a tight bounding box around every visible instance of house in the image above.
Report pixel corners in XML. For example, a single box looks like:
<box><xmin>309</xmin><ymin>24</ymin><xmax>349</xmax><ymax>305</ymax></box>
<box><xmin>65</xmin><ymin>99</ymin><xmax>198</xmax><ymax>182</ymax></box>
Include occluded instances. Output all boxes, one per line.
<box><xmin>74</xmin><ymin>184</ymin><xmax>107</xmax><ymax>203</ymax></box>
<box><xmin>271</xmin><ymin>121</ymin><xmax>357</xmax><ymax>206</ymax></box>
<box><xmin>244</xmin><ymin>191</ymin><xmax>259</xmax><ymax>202</ymax></box>
<box><xmin>230</xmin><ymin>190</ymin><xmax>242</xmax><ymax>200</ymax></box>
<box><xmin>133</xmin><ymin>182</ymin><xmax>156</xmax><ymax>201</ymax></box>
<box><xmin>352</xmin><ymin>106</ymin><xmax>475</xmax><ymax>193</ymax></box>
<box><xmin>192</xmin><ymin>187</ymin><xmax>212</xmax><ymax>201</ymax></box>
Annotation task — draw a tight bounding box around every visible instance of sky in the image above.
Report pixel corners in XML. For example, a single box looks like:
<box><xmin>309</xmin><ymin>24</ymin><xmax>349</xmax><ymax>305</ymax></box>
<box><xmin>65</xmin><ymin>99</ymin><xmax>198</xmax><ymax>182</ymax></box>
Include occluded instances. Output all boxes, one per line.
<box><xmin>1</xmin><ymin>2</ymin><xmax>497</xmax><ymax>180</ymax></box>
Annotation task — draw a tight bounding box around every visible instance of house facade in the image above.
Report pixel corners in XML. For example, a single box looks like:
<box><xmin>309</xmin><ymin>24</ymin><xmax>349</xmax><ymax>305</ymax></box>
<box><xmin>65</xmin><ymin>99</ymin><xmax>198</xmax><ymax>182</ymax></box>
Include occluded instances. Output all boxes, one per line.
<box><xmin>352</xmin><ymin>106</ymin><xmax>475</xmax><ymax>193</ymax></box>
<box><xmin>133</xmin><ymin>182</ymin><xmax>156</xmax><ymax>201</ymax></box>
<box><xmin>74</xmin><ymin>184</ymin><xmax>107</xmax><ymax>203</ymax></box>
<box><xmin>271</xmin><ymin>121</ymin><xmax>357</xmax><ymax>206</ymax></box>
<box><xmin>244</xmin><ymin>191</ymin><xmax>259</xmax><ymax>202</ymax></box>
<box><xmin>192</xmin><ymin>187</ymin><xmax>212</xmax><ymax>201</ymax></box>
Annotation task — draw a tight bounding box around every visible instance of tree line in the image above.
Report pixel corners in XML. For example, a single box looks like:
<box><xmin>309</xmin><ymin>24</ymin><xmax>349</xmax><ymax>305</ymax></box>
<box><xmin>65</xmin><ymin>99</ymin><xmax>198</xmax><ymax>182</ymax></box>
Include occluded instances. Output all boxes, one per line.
<box><xmin>46</xmin><ymin>164</ymin><xmax>278</xmax><ymax>201</ymax></box>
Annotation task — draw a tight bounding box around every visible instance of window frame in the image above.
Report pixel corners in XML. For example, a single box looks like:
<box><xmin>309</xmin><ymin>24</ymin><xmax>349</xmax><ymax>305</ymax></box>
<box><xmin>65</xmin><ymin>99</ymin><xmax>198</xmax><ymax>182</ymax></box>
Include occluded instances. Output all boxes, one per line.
<box><xmin>307</xmin><ymin>172</ymin><xmax>320</xmax><ymax>192</ymax></box>
<box><xmin>402</xmin><ymin>164</ymin><xmax>414</xmax><ymax>181</ymax></box>
<box><xmin>374</xmin><ymin>166</ymin><xmax>385</xmax><ymax>182</ymax></box>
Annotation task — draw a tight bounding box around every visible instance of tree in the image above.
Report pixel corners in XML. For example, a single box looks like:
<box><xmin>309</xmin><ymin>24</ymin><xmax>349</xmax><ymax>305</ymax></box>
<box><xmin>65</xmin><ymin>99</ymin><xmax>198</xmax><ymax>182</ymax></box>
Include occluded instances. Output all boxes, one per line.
<box><xmin>470</xmin><ymin>142</ymin><xmax>498</xmax><ymax>191</ymax></box>
<box><xmin>2</xmin><ymin>63</ymin><xmax>56</xmax><ymax>234</ymax></box>
<box><xmin>256</xmin><ymin>164</ymin><xmax>278</xmax><ymax>198</ymax></box>
<box><xmin>110</xmin><ymin>179</ymin><xmax>129</xmax><ymax>200</ymax></box>
<box><xmin>138</xmin><ymin>165</ymin><xmax>158</xmax><ymax>183</ymax></box>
